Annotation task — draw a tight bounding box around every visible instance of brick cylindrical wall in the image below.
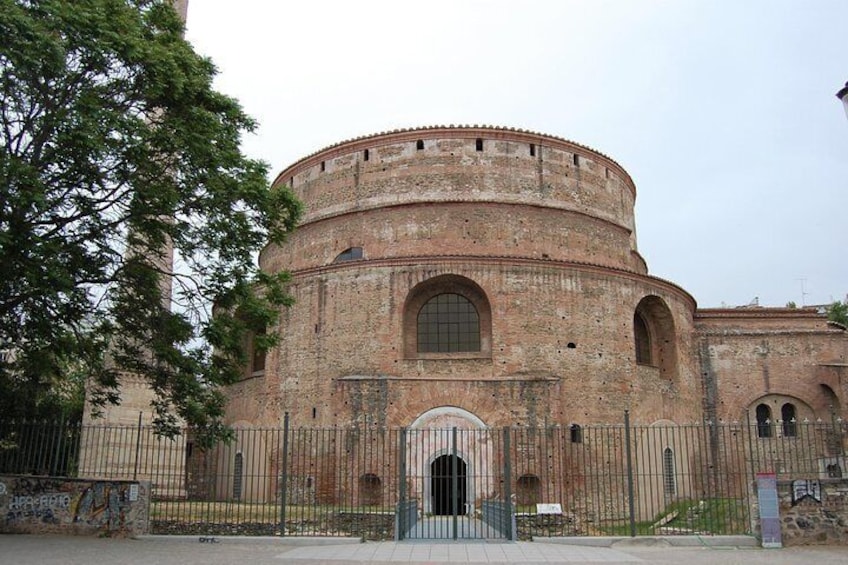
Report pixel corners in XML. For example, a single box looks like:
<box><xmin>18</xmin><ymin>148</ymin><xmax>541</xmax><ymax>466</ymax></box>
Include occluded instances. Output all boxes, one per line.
<box><xmin>235</xmin><ymin>126</ymin><xmax>700</xmax><ymax>429</ymax></box>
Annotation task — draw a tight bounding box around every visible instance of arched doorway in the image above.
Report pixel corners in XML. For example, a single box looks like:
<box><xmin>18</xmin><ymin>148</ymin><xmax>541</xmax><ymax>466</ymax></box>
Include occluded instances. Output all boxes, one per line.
<box><xmin>430</xmin><ymin>454</ymin><xmax>467</xmax><ymax>515</ymax></box>
<box><xmin>399</xmin><ymin>406</ymin><xmax>511</xmax><ymax>540</ymax></box>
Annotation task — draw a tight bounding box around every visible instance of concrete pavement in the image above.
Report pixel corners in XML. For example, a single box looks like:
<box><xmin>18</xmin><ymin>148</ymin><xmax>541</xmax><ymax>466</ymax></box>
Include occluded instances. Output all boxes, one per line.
<box><xmin>3</xmin><ymin>534</ymin><xmax>848</xmax><ymax>564</ymax></box>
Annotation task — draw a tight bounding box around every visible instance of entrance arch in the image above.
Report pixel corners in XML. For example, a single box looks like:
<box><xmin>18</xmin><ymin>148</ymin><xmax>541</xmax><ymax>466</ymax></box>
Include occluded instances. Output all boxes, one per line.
<box><xmin>431</xmin><ymin>454</ymin><xmax>468</xmax><ymax>515</ymax></box>
<box><xmin>399</xmin><ymin>407</ymin><xmax>510</xmax><ymax>540</ymax></box>
<box><xmin>407</xmin><ymin>406</ymin><xmax>486</xmax><ymax>515</ymax></box>
<box><xmin>409</xmin><ymin>406</ymin><xmax>487</xmax><ymax>430</ymax></box>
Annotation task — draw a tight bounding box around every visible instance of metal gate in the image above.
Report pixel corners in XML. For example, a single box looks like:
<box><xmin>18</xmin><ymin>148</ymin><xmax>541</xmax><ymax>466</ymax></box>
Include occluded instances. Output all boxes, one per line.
<box><xmin>396</xmin><ymin>427</ymin><xmax>514</xmax><ymax>540</ymax></box>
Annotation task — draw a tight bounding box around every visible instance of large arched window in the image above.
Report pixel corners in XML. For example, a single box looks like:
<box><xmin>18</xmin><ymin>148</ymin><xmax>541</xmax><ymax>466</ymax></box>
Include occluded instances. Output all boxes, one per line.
<box><xmin>250</xmin><ymin>325</ymin><xmax>266</xmax><ymax>375</ymax></box>
<box><xmin>633</xmin><ymin>296</ymin><xmax>677</xmax><ymax>378</ymax></box>
<box><xmin>417</xmin><ymin>293</ymin><xmax>480</xmax><ymax>353</ymax></box>
<box><xmin>403</xmin><ymin>274</ymin><xmax>492</xmax><ymax>359</ymax></box>
<box><xmin>634</xmin><ymin>313</ymin><xmax>652</xmax><ymax>365</ymax></box>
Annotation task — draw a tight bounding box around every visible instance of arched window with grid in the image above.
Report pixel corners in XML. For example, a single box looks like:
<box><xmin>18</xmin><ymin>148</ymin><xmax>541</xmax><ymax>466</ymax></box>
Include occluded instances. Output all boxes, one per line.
<box><xmin>417</xmin><ymin>293</ymin><xmax>480</xmax><ymax>353</ymax></box>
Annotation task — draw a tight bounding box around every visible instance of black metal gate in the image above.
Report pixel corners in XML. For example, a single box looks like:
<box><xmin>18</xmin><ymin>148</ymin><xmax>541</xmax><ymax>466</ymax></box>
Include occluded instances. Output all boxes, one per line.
<box><xmin>396</xmin><ymin>427</ymin><xmax>514</xmax><ymax>540</ymax></box>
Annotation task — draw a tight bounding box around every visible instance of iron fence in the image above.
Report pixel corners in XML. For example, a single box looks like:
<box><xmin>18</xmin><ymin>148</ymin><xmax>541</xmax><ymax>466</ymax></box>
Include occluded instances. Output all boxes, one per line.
<box><xmin>0</xmin><ymin>414</ymin><xmax>845</xmax><ymax>540</ymax></box>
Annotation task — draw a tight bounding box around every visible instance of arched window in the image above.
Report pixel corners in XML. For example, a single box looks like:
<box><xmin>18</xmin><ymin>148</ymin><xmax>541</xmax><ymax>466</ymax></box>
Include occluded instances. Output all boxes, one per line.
<box><xmin>417</xmin><ymin>293</ymin><xmax>480</xmax><ymax>353</ymax></box>
<box><xmin>633</xmin><ymin>296</ymin><xmax>677</xmax><ymax>379</ymax></box>
<box><xmin>334</xmin><ymin>247</ymin><xmax>363</xmax><ymax>263</ymax></box>
<box><xmin>233</xmin><ymin>452</ymin><xmax>244</xmax><ymax>500</ymax></box>
<box><xmin>633</xmin><ymin>313</ymin><xmax>651</xmax><ymax>365</ymax></box>
<box><xmin>569</xmin><ymin>424</ymin><xmax>583</xmax><ymax>444</ymax></box>
<box><xmin>781</xmin><ymin>403</ymin><xmax>797</xmax><ymax>437</ymax></box>
<box><xmin>403</xmin><ymin>275</ymin><xmax>492</xmax><ymax>359</ymax></box>
<box><xmin>662</xmin><ymin>447</ymin><xmax>676</xmax><ymax>495</ymax></box>
<box><xmin>251</xmin><ymin>325</ymin><xmax>266</xmax><ymax>375</ymax></box>
<box><xmin>756</xmin><ymin>403</ymin><xmax>772</xmax><ymax>438</ymax></box>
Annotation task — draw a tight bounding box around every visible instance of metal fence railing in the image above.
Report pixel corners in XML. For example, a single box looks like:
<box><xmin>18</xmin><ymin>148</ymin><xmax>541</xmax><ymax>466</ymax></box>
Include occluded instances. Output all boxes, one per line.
<box><xmin>1</xmin><ymin>413</ymin><xmax>845</xmax><ymax>540</ymax></box>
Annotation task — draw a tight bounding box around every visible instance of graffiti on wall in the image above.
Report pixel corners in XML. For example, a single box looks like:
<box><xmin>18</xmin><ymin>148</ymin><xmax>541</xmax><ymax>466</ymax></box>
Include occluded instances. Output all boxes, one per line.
<box><xmin>2</xmin><ymin>477</ymin><xmax>69</xmax><ymax>524</ymax></box>
<box><xmin>74</xmin><ymin>482</ymin><xmax>132</xmax><ymax>529</ymax></box>
<box><xmin>1</xmin><ymin>476</ymin><xmax>142</xmax><ymax>534</ymax></box>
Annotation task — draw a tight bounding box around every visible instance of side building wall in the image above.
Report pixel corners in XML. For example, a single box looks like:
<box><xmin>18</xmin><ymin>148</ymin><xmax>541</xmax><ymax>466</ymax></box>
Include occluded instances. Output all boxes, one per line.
<box><xmin>696</xmin><ymin>308</ymin><xmax>848</xmax><ymax>425</ymax></box>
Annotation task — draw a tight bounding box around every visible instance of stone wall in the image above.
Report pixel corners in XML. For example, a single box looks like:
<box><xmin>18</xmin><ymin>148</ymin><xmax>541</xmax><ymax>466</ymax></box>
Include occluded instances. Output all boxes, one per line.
<box><xmin>0</xmin><ymin>475</ymin><xmax>149</xmax><ymax>536</ymax></box>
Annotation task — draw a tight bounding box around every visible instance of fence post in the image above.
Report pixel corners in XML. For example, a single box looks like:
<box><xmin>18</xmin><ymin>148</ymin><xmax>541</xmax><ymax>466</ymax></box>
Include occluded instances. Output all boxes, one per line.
<box><xmin>279</xmin><ymin>412</ymin><xmax>290</xmax><ymax>536</ymax></box>
<box><xmin>503</xmin><ymin>426</ymin><xmax>513</xmax><ymax>541</ymax></box>
<box><xmin>51</xmin><ymin>413</ymin><xmax>64</xmax><ymax>476</ymax></box>
<box><xmin>133</xmin><ymin>411</ymin><xmax>142</xmax><ymax>480</ymax></box>
<box><xmin>624</xmin><ymin>410</ymin><xmax>636</xmax><ymax>537</ymax></box>
<box><xmin>830</xmin><ymin>404</ymin><xmax>845</xmax><ymax>459</ymax></box>
<box><xmin>745</xmin><ymin>410</ymin><xmax>757</xmax><ymax>473</ymax></box>
<box><xmin>452</xmin><ymin>426</ymin><xmax>459</xmax><ymax>540</ymax></box>
<box><xmin>396</xmin><ymin>428</ymin><xmax>408</xmax><ymax>541</ymax></box>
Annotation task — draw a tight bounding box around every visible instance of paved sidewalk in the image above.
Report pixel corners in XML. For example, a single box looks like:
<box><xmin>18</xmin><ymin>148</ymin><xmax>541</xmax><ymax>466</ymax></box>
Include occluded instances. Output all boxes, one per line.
<box><xmin>3</xmin><ymin>534</ymin><xmax>848</xmax><ymax>564</ymax></box>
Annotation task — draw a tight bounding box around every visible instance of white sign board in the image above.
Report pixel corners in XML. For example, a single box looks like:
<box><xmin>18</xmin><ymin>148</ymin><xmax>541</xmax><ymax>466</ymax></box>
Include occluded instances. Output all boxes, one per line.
<box><xmin>536</xmin><ymin>503</ymin><xmax>562</xmax><ymax>515</ymax></box>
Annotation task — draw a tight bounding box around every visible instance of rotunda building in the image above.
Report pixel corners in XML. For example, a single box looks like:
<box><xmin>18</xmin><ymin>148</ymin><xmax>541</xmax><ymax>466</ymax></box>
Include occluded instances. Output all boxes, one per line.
<box><xmin>226</xmin><ymin>125</ymin><xmax>701</xmax><ymax>431</ymax></box>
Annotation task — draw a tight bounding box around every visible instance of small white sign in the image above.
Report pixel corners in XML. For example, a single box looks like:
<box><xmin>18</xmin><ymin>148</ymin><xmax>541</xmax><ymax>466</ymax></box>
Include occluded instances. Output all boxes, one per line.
<box><xmin>129</xmin><ymin>484</ymin><xmax>139</xmax><ymax>502</ymax></box>
<box><xmin>536</xmin><ymin>503</ymin><xmax>562</xmax><ymax>515</ymax></box>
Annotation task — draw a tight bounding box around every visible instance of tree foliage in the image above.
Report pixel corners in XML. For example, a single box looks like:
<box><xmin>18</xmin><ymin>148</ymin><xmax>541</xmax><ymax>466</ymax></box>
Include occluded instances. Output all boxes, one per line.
<box><xmin>827</xmin><ymin>300</ymin><xmax>848</xmax><ymax>328</ymax></box>
<box><xmin>0</xmin><ymin>0</ymin><xmax>301</xmax><ymax>439</ymax></box>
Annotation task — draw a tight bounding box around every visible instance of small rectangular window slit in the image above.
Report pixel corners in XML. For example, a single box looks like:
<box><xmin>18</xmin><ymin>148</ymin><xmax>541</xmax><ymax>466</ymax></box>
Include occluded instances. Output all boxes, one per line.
<box><xmin>364</xmin><ymin>149</ymin><xmax>369</xmax><ymax>161</ymax></box>
<box><xmin>475</xmin><ymin>138</ymin><xmax>483</xmax><ymax>151</ymax></box>
<box><xmin>530</xmin><ymin>144</ymin><xmax>536</xmax><ymax>157</ymax></box>
<box><xmin>320</xmin><ymin>161</ymin><xmax>326</xmax><ymax>172</ymax></box>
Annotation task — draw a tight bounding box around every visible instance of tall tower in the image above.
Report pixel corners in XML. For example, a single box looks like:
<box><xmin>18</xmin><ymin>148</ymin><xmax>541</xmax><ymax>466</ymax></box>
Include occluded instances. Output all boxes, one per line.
<box><xmin>82</xmin><ymin>0</ymin><xmax>186</xmax><ymax>428</ymax></box>
<box><xmin>79</xmin><ymin>1</ymin><xmax>187</xmax><ymax>492</ymax></box>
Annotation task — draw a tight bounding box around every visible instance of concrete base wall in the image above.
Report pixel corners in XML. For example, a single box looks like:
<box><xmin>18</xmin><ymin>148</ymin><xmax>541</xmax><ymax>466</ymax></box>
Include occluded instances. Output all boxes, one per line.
<box><xmin>0</xmin><ymin>475</ymin><xmax>149</xmax><ymax>537</ymax></box>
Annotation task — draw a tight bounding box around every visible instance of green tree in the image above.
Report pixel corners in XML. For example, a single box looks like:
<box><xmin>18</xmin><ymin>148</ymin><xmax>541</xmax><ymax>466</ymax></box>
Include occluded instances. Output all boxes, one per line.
<box><xmin>827</xmin><ymin>300</ymin><xmax>848</xmax><ymax>328</ymax></box>
<box><xmin>0</xmin><ymin>0</ymin><xmax>300</xmax><ymax>440</ymax></box>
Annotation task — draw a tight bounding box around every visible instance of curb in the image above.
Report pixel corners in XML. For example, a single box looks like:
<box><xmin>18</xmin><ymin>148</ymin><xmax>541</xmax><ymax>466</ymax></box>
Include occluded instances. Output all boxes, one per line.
<box><xmin>136</xmin><ymin>535</ymin><xmax>364</xmax><ymax>545</ymax></box>
<box><xmin>541</xmin><ymin>535</ymin><xmax>759</xmax><ymax>548</ymax></box>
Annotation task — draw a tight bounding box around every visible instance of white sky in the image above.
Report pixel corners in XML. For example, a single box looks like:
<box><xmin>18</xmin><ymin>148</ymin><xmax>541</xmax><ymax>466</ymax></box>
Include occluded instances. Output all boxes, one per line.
<box><xmin>184</xmin><ymin>0</ymin><xmax>848</xmax><ymax>309</ymax></box>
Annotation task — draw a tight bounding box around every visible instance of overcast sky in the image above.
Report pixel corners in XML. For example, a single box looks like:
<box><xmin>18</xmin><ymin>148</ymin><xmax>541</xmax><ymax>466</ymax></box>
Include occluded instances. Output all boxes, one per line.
<box><xmin>184</xmin><ymin>0</ymin><xmax>847</xmax><ymax>309</ymax></box>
